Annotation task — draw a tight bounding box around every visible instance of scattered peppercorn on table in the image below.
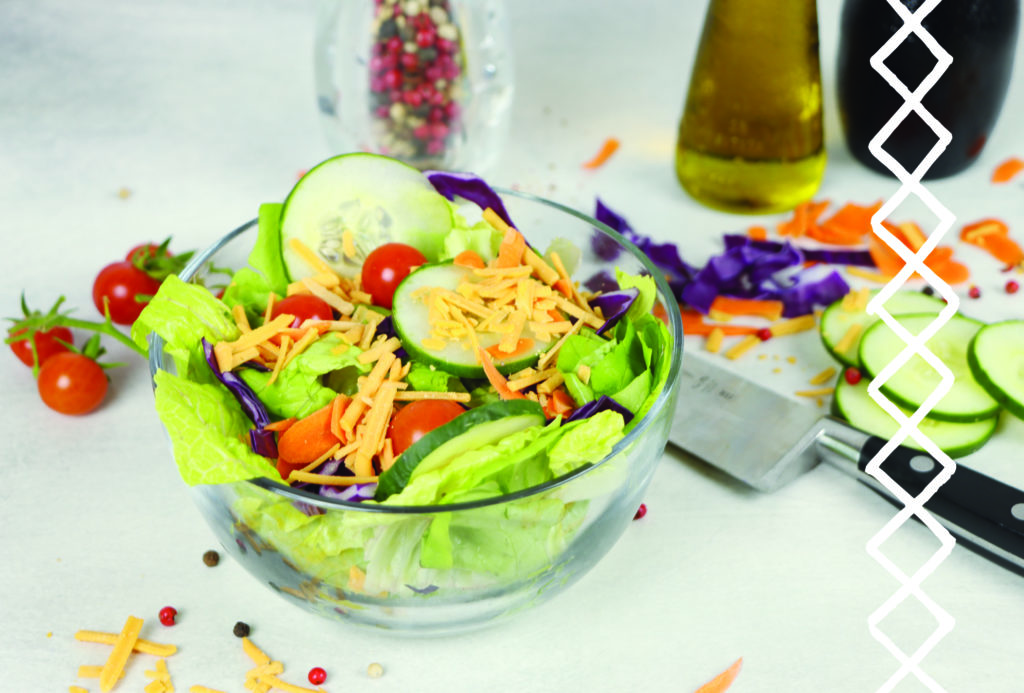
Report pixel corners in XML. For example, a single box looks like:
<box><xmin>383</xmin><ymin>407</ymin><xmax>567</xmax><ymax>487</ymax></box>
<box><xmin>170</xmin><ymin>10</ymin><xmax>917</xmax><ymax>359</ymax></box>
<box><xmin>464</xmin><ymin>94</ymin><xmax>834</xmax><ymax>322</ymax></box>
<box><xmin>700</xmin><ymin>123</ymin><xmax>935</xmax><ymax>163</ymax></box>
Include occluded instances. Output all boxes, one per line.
<box><xmin>3</xmin><ymin>1</ymin><xmax>1024</xmax><ymax>691</ymax></box>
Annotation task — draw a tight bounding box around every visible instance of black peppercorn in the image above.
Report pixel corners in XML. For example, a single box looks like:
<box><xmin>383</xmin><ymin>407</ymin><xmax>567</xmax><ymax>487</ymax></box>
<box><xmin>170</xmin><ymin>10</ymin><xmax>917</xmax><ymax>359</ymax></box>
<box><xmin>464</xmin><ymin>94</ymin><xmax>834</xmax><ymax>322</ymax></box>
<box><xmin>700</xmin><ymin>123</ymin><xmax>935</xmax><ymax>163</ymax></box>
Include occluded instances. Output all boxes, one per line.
<box><xmin>202</xmin><ymin>550</ymin><xmax>220</xmax><ymax>567</ymax></box>
<box><xmin>233</xmin><ymin>621</ymin><xmax>251</xmax><ymax>638</ymax></box>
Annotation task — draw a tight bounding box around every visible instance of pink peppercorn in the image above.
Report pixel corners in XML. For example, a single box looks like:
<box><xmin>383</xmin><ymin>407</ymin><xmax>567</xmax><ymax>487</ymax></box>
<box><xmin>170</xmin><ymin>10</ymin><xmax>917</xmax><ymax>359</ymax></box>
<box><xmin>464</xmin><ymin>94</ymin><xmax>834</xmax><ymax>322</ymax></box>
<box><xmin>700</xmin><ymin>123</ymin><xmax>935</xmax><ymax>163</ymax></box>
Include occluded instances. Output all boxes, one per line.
<box><xmin>968</xmin><ymin>285</ymin><xmax>981</xmax><ymax>299</ymax></box>
<box><xmin>844</xmin><ymin>367</ymin><xmax>862</xmax><ymax>386</ymax></box>
<box><xmin>158</xmin><ymin>606</ymin><xmax>177</xmax><ymax>626</ymax></box>
<box><xmin>1007</xmin><ymin>279</ymin><xmax>1020</xmax><ymax>294</ymax></box>
<box><xmin>756</xmin><ymin>328</ymin><xmax>773</xmax><ymax>342</ymax></box>
<box><xmin>633</xmin><ymin>503</ymin><xmax>647</xmax><ymax>520</ymax></box>
<box><xmin>308</xmin><ymin>667</ymin><xmax>327</xmax><ymax>685</ymax></box>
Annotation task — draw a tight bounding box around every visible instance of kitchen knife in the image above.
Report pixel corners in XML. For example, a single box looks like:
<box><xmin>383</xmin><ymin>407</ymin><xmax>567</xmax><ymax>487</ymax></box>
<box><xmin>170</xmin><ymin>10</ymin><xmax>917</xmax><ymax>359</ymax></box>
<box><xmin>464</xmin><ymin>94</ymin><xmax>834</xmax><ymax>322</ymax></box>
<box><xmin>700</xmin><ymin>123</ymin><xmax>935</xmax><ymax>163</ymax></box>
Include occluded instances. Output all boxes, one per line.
<box><xmin>667</xmin><ymin>354</ymin><xmax>1024</xmax><ymax>575</ymax></box>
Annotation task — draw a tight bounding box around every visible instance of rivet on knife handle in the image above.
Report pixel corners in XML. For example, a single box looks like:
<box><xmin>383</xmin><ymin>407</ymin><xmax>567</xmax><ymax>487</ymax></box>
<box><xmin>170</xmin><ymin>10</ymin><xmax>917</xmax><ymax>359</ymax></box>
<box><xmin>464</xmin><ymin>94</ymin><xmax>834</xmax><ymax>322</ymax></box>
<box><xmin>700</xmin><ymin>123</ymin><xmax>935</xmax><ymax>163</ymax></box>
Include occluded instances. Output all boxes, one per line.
<box><xmin>856</xmin><ymin>435</ymin><xmax>1024</xmax><ymax>576</ymax></box>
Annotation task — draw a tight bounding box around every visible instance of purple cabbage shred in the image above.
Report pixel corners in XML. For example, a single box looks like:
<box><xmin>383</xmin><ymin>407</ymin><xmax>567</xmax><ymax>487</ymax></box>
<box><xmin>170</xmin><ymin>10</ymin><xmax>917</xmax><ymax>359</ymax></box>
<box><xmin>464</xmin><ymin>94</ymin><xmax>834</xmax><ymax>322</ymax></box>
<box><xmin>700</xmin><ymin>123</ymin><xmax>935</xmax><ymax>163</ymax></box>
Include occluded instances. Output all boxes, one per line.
<box><xmin>566</xmin><ymin>395</ymin><xmax>634</xmax><ymax>426</ymax></box>
<box><xmin>202</xmin><ymin>338</ymin><xmax>271</xmax><ymax>428</ymax></box>
<box><xmin>425</xmin><ymin>170</ymin><xmax>513</xmax><ymax>227</ymax></box>
<box><xmin>590</xmin><ymin>288</ymin><xmax>639</xmax><ymax>335</ymax></box>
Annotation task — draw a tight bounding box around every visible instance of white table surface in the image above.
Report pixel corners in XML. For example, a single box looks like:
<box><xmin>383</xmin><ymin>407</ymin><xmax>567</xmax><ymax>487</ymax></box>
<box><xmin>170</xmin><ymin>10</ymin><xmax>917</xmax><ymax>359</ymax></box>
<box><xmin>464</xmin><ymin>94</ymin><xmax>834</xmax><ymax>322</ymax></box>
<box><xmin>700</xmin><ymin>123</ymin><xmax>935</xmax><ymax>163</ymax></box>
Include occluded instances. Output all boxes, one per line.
<box><xmin>3</xmin><ymin>1</ymin><xmax>1023</xmax><ymax>691</ymax></box>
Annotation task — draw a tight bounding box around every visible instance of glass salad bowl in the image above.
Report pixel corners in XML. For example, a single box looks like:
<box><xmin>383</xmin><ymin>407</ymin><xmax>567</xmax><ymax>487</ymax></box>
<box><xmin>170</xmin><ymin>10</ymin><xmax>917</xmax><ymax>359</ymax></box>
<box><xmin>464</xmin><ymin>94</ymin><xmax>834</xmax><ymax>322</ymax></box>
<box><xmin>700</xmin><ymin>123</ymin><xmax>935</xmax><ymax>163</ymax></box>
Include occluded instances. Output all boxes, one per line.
<box><xmin>147</xmin><ymin>190</ymin><xmax>683</xmax><ymax>634</ymax></box>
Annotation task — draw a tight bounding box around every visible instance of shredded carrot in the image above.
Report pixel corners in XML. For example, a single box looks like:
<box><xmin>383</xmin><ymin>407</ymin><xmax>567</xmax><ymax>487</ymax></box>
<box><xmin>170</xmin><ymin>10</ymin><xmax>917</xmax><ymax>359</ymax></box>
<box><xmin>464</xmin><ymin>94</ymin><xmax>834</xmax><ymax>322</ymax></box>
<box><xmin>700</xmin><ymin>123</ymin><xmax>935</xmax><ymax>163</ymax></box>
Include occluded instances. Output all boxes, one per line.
<box><xmin>485</xmin><ymin>337</ymin><xmax>536</xmax><ymax>360</ymax></box>
<box><xmin>494</xmin><ymin>228</ymin><xmax>527</xmax><ymax>269</ymax></box>
<box><xmin>746</xmin><ymin>225</ymin><xmax>768</xmax><ymax>241</ymax></box>
<box><xmin>542</xmin><ymin>388</ymin><xmax>576</xmax><ymax>419</ymax></box>
<box><xmin>581</xmin><ymin>137</ymin><xmax>620</xmax><ymax>169</ymax></box>
<box><xmin>695</xmin><ymin>657</ymin><xmax>743</xmax><ymax>693</ymax></box>
<box><xmin>681</xmin><ymin>310</ymin><xmax>760</xmax><ymax>337</ymax></box>
<box><xmin>960</xmin><ymin>218</ymin><xmax>1023</xmax><ymax>267</ymax></box>
<box><xmin>453</xmin><ymin>249</ymin><xmax>486</xmax><ymax>269</ymax></box>
<box><xmin>992</xmin><ymin>156</ymin><xmax>1024</xmax><ymax>183</ymax></box>
<box><xmin>709</xmin><ymin>296</ymin><xmax>784</xmax><ymax>321</ymax></box>
<box><xmin>263</xmin><ymin>418</ymin><xmax>296</xmax><ymax>433</ymax></box>
<box><xmin>777</xmin><ymin>199</ymin><xmax>829</xmax><ymax>238</ymax></box>
<box><xmin>867</xmin><ymin>225</ymin><xmax>969</xmax><ymax>283</ymax></box>
<box><xmin>277</xmin><ymin>404</ymin><xmax>340</xmax><ymax>469</ymax></box>
<box><xmin>477</xmin><ymin>347</ymin><xmax>526</xmax><ymax>400</ymax></box>
<box><xmin>818</xmin><ymin>199</ymin><xmax>882</xmax><ymax>238</ymax></box>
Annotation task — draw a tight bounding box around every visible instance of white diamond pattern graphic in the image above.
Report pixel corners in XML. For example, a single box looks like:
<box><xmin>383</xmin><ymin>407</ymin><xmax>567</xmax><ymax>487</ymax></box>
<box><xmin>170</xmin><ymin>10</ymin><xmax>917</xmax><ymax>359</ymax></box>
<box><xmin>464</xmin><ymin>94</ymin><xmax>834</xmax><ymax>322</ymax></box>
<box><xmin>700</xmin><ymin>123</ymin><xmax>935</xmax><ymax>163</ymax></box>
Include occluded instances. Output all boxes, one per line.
<box><xmin>864</xmin><ymin>1</ymin><xmax>958</xmax><ymax>691</ymax></box>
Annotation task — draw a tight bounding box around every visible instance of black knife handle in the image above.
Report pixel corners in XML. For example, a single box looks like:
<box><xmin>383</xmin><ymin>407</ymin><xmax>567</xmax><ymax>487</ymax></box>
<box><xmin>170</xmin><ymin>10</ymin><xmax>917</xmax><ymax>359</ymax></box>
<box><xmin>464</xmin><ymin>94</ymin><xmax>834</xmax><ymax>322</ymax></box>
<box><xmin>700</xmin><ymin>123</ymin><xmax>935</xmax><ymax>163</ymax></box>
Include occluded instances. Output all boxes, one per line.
<box><xmin>857</xmin><ymin>435</ymin><xmax>1024</xmax><ymax>577</ymax></box>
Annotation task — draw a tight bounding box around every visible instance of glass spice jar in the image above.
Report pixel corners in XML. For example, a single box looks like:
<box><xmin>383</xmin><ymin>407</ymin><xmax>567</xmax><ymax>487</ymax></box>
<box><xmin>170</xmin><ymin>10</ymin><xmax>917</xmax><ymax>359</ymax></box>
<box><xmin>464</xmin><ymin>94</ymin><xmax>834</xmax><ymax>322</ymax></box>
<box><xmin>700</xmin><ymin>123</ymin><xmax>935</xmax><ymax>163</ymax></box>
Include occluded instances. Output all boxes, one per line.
<box><xmin>314</xmin><ymin>0</ymin><xmax>514</xmax><ymax>173</ymax></box>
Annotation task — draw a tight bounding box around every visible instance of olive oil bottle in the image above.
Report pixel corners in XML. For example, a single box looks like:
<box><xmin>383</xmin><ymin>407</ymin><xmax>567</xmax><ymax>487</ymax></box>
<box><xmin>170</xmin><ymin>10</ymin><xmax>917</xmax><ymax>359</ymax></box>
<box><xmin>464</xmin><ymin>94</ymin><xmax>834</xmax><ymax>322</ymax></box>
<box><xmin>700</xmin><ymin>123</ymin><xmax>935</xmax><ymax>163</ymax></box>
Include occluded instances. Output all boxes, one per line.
<box><xmin>675</xmin><ymin>0</ymin><xmax>826</xmax><ymax>214</ymax></box>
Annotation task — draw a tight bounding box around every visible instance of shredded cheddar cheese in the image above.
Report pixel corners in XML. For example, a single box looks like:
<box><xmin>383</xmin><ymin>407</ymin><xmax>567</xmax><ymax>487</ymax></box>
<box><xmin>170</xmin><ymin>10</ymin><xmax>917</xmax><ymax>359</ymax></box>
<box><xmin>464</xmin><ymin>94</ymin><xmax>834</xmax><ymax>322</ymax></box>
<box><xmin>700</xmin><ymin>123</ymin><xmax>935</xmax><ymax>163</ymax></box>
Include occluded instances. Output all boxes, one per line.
<box><xmin>769</xmin><ymin>315</ymin><xmax>817</xmax><ymax>337</ymax></box>
<box><xmin>705</xmin><ymin>327</ymin><xmax>725</xmax><ymax>353</ymax></box>
<box><xmin>99</xmin><ymin>615</ymin><xmax>144</xmax><ymax>692</ymax></box>
<box><xmin>725</xmin><ymin>335</ymin><xmax>760</xmax><ymax>360</ymax></box>
<box><xmin>287</xmin><ymin>237</ymin><xmax>335</xmax><ymax>276</ymax></box>
<box><xmin>809</xmin><ymin>366</ymin><xmax>837</xmax><ymax>385</ymax></box>
<box><xmin>835</xmin><ymin>323</ymin><xmax>862</xmax><ymax>355</ymax></box>
<box><xmin>795</xmin><ymin>386</ymin><xmax>835</xmax><ymax>398</ymax></box>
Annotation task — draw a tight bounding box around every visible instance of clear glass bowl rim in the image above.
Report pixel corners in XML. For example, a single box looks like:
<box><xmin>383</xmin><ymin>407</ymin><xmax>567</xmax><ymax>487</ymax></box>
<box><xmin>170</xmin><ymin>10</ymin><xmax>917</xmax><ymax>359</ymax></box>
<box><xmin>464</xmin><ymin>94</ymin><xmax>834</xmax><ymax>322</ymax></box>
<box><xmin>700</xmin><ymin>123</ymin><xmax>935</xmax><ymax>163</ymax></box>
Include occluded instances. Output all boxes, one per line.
<box><xmin>148</xmin><ymin>188</ymin><xmax>683</xmax><ymax>515</ymax></box>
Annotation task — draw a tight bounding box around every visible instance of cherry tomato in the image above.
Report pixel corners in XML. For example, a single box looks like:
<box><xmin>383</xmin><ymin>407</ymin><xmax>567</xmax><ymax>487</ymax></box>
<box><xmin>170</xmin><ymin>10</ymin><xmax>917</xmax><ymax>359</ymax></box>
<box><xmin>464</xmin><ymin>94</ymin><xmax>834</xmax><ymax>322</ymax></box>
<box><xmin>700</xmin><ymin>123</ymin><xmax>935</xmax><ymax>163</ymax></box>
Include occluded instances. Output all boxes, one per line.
<box><xmin>270</xmin><ymin>294</ymin><xmax>335</xmax><ymax>327</ymax></box>
<box><xmin>388</xmin><ymin>399</ymin><xmax>465</xmax><ymax>455</ymax></box>
<box><xmin>360</xmin><ymin>243</ymin><xmax>427</xmax><ymax>309</ymax></box>
<box><xmin>8</xmin><ymin>326</ymin><xmax>73</xmax><ymax>367</ymax></box>
<box><xmin>126</xmin><ymin>243</ymin><xmax>168</xmax><ymax>263</ymax></box>
<box><xmin>92</xmin><ymin>261</ymin><xmax>162</xmax><ymax>325</ymax></box>
<box><xmin>37</xmin><ymin>352</ymin><xmax>108</xmax><ymax>415</ymax></box>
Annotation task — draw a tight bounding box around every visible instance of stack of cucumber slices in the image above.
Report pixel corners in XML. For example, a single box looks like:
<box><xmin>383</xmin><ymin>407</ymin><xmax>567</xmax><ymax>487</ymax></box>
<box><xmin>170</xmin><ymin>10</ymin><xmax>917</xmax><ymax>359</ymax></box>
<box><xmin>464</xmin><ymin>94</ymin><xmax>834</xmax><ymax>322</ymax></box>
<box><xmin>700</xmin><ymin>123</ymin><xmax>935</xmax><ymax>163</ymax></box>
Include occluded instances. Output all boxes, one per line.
<box><xmin>820</xmin><ymin>289</ymin><xmax>1024</xmax><ymax>457</ymax></box>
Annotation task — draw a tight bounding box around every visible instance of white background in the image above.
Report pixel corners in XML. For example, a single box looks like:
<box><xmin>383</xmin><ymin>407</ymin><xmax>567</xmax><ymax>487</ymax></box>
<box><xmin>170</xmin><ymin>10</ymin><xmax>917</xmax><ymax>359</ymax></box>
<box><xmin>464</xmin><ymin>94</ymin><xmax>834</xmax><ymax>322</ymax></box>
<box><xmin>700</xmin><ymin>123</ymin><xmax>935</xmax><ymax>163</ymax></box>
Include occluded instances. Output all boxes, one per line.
<box><xmin>2</xmin><ymin>1</ymin><xmax>1023</xmax><ymax>691</ymax></box>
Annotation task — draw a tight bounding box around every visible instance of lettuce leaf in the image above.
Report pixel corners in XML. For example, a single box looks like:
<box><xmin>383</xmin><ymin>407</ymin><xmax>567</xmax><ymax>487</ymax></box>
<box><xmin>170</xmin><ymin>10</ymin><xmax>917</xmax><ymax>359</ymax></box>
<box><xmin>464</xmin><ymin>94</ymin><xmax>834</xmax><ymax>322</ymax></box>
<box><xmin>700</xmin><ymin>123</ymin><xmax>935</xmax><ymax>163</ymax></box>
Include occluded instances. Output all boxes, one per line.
<box><xmin>615</xmin><ymin>268</ymin><xmax>657</xmax><ymax>323</ymax></box>
<box><xmin>239</xmin><ymin>333</ymin><xmax>371</xmax><ymax>419</ymax></box>
<box><xmin>132</xmin><ymin>275</ymin><xmax>239</xmax><ymax>383</ymax></box>
<box><xmin>152</xmin><ymin>369</ymin><xmax>281</xmax><ymax>485</ymax></box>
<box><xmin>406</xmin><ymin>361</ymin><xmax>465</xmax><ymax>393</ymax></box>
<box><xmin>222</xmin><ymin>203</ymin><xmax>290</xmax><ymax>320</ymax></box>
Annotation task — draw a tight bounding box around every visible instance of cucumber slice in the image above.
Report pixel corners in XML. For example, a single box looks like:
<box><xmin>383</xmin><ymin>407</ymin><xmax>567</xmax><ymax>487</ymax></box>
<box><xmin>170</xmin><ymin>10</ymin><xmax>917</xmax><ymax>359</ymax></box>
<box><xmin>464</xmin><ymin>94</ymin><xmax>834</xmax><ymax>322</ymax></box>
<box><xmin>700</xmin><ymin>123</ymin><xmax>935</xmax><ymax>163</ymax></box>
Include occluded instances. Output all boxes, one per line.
<box><xmin>375</xmin><ymin>400</ymin><xmax>546</xmax><ymax>500</ymax></box>
<box><xmin>858</xmin><ymin>313</ymin><xmax>1000</xmax><ymax>422</ymax></box>
<box><xmin>279</xmin><ymin>153</ymin><xmax>453</xmax><ymax>280</ymax></box>
<box><xmin>832</xmin><ymin>377</ymin><xmax>997</xmax><ymax>458</ymax></box>
<box><xmin>820</xmin><ymin>289</ymin><xmax>944</xmax><ymax>368</ymax></box>
<box><xmin>968</xmin><ymin>320</ymin><xmax>1024</xmax><ymax>421</ymax></box>
<box><xmin>392</xmin><ymin>262</ymin><xmax>553</xmax><ymax>378</ymax></box>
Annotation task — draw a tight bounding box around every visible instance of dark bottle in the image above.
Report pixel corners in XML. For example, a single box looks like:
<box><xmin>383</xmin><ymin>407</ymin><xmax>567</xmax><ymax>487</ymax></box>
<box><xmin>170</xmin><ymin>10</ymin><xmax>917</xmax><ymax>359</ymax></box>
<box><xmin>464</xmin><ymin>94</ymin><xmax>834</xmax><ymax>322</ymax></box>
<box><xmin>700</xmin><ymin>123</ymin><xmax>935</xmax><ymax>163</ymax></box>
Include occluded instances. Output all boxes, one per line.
<box><xmin>837</xmin><ymin>0</ymin><xmax>1020</xmax><ymax>179</ymax></box>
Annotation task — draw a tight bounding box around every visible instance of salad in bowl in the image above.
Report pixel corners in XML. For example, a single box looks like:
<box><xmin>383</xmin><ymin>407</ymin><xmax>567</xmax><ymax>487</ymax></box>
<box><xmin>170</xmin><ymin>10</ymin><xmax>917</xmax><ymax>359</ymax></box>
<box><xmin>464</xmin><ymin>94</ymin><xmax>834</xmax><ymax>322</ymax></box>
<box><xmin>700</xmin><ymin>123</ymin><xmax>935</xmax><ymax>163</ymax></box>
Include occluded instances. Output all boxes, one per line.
<box><xmin>138</xmin><ymin>154</ymin><xmax>682</xmax><ymax>632</ymax></box>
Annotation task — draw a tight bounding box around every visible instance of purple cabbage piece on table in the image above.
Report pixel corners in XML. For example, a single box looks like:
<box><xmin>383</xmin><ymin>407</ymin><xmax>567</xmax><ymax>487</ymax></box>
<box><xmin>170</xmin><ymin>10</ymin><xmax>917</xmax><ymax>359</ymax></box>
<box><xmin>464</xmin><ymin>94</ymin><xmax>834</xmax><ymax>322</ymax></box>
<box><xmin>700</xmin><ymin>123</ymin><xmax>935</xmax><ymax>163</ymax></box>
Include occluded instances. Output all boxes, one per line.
<box><xmin>722</xmin><ymin>234</ymin><xmax>876</xmax><ymax>268</ymax></box>
<box><xmin>590</xmin><ymin>287</ymin><xmax>639</xmax><ymax>335</ymax></box>
<box><xmin>593</xmin><ymin>198</ymin><xmax>698</xmax><ymax>300</ymax></box>
<box><xmin>425</xmin><ymin>170</ymin><xmax>513</xmax><ymax>227</ymax></box>
<box><xmin>566</xmin><ymin>395</ymin><xmax>634</xmax><ymax>426</ymax></box>
<box><xmin>679</xmin><ymin>237</ymin><xmax>850</xmax><ymax>316</ymax></box>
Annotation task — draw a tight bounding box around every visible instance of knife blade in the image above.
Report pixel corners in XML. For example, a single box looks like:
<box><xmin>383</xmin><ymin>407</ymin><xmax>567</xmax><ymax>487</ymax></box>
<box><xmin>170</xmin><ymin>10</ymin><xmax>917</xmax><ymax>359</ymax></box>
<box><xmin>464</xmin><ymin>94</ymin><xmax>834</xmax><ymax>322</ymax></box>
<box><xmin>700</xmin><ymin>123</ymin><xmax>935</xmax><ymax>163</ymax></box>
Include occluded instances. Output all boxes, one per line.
<box><xmin>667</xmin><ymin>353</ymin><xmax>1024</xmax><ymax>575</ymax></box>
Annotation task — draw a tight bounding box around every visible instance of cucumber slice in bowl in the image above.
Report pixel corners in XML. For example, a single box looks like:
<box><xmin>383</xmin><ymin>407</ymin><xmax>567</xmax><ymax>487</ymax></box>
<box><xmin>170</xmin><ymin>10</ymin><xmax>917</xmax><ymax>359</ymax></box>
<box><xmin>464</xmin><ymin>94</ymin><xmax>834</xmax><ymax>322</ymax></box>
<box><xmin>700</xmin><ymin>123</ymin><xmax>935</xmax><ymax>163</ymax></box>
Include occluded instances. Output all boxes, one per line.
<box><xmin>832</xmin><ymin>377</ymin><xmax>998</xmax><ymax>458</ymax></box>
<box><xmin>968</xmin><ymin>320</ymin><xmax>1024</xmax><ymax>421</ymax></box>
<box><xmin>375</xmin><ymin>400</ymin><xmax>546</xmax><ymax>500</ymax></box>
<box><xmin>392</xmin><ymin>262</ymin><xmax>553</xmax><ymax>377</ymax></box>
<box><xmin>820</xmin><ymin>289</ymin><xmax>944</xmax><ymax>368</ymax></box>
<box><xmin>279</xmin><ymin>153</ymin><xmax>453</xmax><ymax>280</ymax></box>
<box><xmin>858</xmin><ymin>313</ymin><xmax>1000</xmax><ymax>422</ymax></box>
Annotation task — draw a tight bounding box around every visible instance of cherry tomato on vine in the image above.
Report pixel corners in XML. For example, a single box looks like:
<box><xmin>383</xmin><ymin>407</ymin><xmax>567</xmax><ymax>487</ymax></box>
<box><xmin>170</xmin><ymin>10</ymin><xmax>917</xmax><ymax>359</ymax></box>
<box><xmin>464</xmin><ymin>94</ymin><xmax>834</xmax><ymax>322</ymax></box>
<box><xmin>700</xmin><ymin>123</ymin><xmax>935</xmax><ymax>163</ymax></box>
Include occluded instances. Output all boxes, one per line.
<box><xmin>37</xmin><ymin>352</ymin><xmax>108</xmax><ymax>415</ymax></box>
<box><xmin>388</xmin><ymin>399</ymin><xmax>465</xmax><ymax>455</ymax></box>
<box><xmin>361</xmin><ymin>243</ymin><xmax>427</xmax><ymax>310</ymax></box>
<box><xmin>126</xmin><ymin>243</ymin><xmax>169</xmax><ymax>263</ymax></box>
<box><xmin>270</xmin><ymin>294</ymin><xmax>335</xmax><ymax>327</ymax></box>
<box><xmin>92</xmin><ymin>261</ymin><xmax>162</xmax><ymax>325</ymax></box>
<box><xmin>8</xmin><ymin>325</ymin><xmax>73</xmax><ymax>368</ymax></box>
